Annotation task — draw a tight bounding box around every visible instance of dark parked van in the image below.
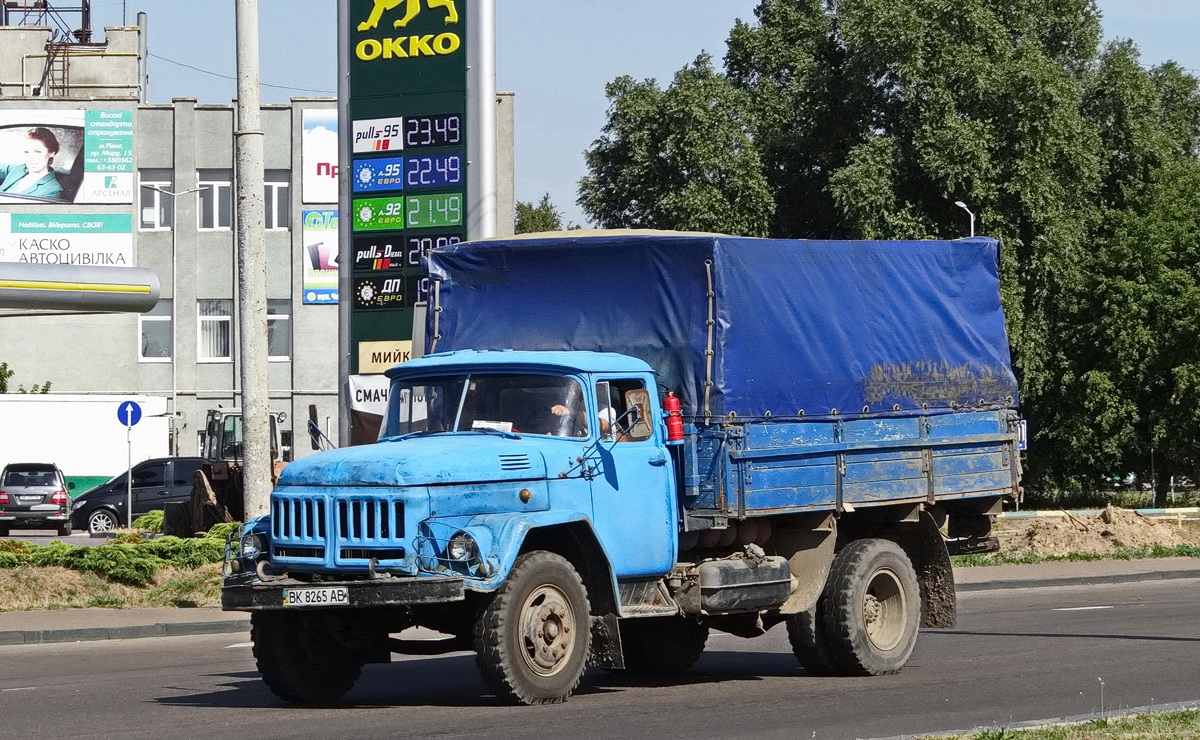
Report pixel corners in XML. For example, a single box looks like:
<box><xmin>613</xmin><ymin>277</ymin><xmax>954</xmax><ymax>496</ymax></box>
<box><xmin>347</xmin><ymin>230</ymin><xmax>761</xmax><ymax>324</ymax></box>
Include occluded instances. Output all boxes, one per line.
<box><xmin>70</xmin><ymin>457</ymin><xmax>205</xmax><ymax>533</ymax></box>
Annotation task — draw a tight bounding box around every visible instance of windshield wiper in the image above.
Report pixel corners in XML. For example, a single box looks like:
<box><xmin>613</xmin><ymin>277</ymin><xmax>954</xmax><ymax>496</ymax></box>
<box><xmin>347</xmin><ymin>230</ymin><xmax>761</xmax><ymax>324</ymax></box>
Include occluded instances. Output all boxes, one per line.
<box><xmin>380</xmin><ymin>430</ymin><xmax>442</xmax><ymax>443</ymax></box>
<box><xmin>464</xmin><ymin>428</ymin><xmax>522</xmax><ymax>440</ymax></box>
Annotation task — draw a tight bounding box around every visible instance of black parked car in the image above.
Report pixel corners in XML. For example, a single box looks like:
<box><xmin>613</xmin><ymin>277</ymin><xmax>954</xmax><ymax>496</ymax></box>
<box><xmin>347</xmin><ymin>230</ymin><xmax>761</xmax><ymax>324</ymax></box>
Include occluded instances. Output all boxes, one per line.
<box><xmin>0</xmin><ymin>462</ymin><xmax>74</xmax><ymax>536</ymax></box>
<box><xmin>70</xmin><ymin>457</ymin><xmax>206</xmax><ymax>534</ymax></box>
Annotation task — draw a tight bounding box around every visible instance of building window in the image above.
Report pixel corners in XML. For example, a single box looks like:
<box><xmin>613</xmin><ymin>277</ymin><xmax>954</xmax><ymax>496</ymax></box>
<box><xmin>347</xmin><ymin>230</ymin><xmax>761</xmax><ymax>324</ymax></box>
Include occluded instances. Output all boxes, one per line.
<box><xmin>198</xmin><ymin>169</ymin><xmax>233</xmax><ymax>230</ymax></box>
<box><xmin>198</xmin><ymin>299</ymin><xmax>233</xmax><ymax>361</ymax></box>
<box><xmin>138</xmin><ymin>170</ymin><xmax>175</xmax><ymax>231</ymax></box>
<box><xmin>267</xmin><ymin>299</ymin><xmax>292</xmax><ymax>360</ymax></box>
<box><xmin>265</xmin><ymin>171</ymin><xmax>291</xmax><ymax>230</ymax></box>
<box><xmin>139</xmin><ymin>299</ymin><xmax>172</xmax><ymax>361</ymax></box>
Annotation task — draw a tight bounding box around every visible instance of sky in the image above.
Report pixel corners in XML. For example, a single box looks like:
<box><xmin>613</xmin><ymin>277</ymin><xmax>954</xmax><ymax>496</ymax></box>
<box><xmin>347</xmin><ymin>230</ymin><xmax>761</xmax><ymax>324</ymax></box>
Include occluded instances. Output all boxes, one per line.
<box><xmin>77</xmin><ymin>0</ymin><xmax>1200</xmax><ymax>228</ymax></box>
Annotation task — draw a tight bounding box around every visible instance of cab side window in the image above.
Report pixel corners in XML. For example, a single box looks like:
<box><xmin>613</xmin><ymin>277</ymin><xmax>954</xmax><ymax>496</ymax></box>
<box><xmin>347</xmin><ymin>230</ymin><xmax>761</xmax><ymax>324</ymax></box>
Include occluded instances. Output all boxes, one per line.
<box><xmin>597</xmin><ymin>379</ymin><xmax>654</xmax><ymax>442</ymax></box>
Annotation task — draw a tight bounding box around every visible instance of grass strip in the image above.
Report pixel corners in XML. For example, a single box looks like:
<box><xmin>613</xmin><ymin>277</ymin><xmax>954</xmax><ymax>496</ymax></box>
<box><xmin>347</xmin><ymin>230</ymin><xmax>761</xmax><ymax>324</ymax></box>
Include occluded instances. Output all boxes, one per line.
<box><xmin>927</xmin><ymin>707</ymin><xmax>1200</xmax><ymax>739</ymax></box>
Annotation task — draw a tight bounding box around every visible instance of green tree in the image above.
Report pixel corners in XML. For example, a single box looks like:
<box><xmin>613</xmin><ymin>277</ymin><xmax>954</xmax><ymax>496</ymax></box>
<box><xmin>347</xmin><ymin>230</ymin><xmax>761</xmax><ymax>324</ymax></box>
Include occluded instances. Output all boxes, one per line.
<box><xmin>579</xmin><ymin>54</ymin><xmax>774</xmax><ymax>236</ymax></box>
<box><xmin>515</xmin><ymin>193</ymin><xmax>569</xmax><ymax>233</ymax></box>
<box><xmin>579</xmin><ymin>0</ymin><xmax>1200</xmax><ymax>497</ymax></box>
<box><xmin>0</xmin><ymin>362</ymin><xmax>52</xmax><ymax>394</ymax></box>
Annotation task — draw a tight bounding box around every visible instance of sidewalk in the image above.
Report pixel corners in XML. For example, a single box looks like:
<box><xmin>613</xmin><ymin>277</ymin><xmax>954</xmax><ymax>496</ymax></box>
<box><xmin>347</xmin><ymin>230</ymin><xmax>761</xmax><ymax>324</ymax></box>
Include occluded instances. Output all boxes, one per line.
<box><xmin>1</xmin><ymin>557</ymin><xmax>1198</xmax><ymax>646</ymax></box>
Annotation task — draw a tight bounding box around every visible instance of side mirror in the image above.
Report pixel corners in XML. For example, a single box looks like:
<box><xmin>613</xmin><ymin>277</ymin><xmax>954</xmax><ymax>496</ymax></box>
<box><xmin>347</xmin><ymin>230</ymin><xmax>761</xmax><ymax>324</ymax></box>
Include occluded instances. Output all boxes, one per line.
<box><xmin>621</xmin><ymin>389</ymin><xmax>654</xmax><ymax>440</ymax></box>
<box><xmin>68</xmin><ymin>481</ymin><xmax>76</xmax><ymax>490</ymax></box>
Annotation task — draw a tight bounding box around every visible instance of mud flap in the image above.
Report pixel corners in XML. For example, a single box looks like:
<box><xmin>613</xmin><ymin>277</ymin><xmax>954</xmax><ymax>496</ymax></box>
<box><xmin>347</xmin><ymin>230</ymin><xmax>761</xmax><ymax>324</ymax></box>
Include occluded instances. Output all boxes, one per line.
<box><xmin>890</xmin><ymin>511</ymin><xmax>956</xmax><ymax>629</ymax></box>
<box><xmin>589</xmin><ymin>612</ymin><xmax>625</xmax><ymax>670</ymax></box>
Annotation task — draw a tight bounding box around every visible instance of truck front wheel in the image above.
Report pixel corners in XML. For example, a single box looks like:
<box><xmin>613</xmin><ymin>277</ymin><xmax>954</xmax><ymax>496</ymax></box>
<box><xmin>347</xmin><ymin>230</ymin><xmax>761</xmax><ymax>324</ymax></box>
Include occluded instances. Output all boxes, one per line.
<box><xmin>474</xmin><ymin>551</ymin><xmax>591</xmax><ymax>705</ymax></box>
<box><xmin>251</xmin><ymin>611</ymin><xmax>363</xmax><ymax>703</ymax></box>
<box><xmin>819</xmin><ymin>538</ymin><xmax>920</xmax><ymax>676</ymax></box>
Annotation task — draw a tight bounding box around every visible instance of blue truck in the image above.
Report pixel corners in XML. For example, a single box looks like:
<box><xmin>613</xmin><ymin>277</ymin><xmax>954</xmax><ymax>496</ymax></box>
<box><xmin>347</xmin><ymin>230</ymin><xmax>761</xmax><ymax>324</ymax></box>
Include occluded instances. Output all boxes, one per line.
<box><xmin>222</xmin><ymin>231</ymin><xmax>1022</xmax><ymax>705</ymax></box>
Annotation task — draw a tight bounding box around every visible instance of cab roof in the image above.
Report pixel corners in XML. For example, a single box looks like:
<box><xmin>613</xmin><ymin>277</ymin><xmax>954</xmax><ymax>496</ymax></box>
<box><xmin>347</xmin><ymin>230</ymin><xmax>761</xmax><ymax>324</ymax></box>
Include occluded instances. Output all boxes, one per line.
<box><xmin>384</xmin><ymin>349</ymin><xmax>653</xmax><ymax>378</ymax></box>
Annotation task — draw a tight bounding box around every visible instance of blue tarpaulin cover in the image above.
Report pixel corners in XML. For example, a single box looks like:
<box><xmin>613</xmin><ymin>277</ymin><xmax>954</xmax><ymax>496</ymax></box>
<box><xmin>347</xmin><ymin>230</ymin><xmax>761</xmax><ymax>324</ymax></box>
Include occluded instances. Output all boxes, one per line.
<box><xmin>425</xmin><ymin>231</ymin><xmax>1018</xmax><ymax>421</ymax></box>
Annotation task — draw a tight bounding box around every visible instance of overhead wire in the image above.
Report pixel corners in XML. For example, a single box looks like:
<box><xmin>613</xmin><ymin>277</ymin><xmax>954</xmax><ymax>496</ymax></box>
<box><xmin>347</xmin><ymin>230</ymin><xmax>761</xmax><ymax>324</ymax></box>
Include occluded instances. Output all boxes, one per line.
<box><xmin>148</xmin><ymin>53</ymin><xmax>335</xmax><ymax>95</ymax></box>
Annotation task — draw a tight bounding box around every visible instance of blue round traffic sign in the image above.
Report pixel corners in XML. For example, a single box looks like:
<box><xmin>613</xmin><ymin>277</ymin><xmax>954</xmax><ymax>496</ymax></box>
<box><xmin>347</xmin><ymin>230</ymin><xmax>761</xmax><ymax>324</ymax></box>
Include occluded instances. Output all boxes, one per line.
<box><xmin>117</xmin><ymin>400</ymin><xmax>142</xmax><ymax>427</ymax></box>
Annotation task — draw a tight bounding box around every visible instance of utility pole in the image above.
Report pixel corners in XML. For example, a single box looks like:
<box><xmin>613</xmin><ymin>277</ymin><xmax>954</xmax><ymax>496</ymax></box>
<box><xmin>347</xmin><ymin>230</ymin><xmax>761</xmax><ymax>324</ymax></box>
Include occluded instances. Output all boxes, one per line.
<box><xmin>235</xmin><ymin>0</ymin><xmax>271</xmax><ymax>518</ymax></box>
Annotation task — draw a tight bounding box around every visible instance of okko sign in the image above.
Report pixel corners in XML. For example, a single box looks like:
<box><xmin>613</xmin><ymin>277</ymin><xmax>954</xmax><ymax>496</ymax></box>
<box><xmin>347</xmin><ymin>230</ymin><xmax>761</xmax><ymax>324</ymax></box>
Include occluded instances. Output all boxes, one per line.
<box><xmin>346</xmin><ymin>0</ymin><xmax>468</xmax><ymax>376</ymax></box>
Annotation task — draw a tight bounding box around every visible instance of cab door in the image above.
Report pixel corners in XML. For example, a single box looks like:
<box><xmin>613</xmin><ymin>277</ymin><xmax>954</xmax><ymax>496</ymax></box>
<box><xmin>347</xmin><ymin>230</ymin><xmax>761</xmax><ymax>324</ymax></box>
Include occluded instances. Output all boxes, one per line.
<box><xmin>587</xmin><ymin>377</ymin><xmax>677</xmax><ymax>578</ymax></box>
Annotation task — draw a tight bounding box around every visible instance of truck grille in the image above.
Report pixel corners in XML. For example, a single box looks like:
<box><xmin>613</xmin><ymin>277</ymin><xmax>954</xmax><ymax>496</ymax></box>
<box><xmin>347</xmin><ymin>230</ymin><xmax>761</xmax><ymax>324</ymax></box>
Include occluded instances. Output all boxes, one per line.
<box><xmin>272</xmin><ymin>495</ymin><xmax>327</xmax><ymax>540</ymax></box>
<box><xmin>340</xmin><ymin>547</ymin><xmax>406</xmax><ymax>561</ymax></box>
<box><xmin>337</xmin><ymin>497</ymin><xmax>405</xmax><ymax>542</ymax></box>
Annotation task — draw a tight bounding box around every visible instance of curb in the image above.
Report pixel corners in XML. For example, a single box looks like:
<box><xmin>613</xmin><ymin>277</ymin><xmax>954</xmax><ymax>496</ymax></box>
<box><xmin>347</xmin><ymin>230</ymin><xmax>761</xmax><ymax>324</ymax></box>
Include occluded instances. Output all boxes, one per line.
<box><xmin>955</xmin><ymin>567</ymin><xmax>1200</xmax><ymax>592</ymax></box>
<box><xmin>0</xmin><ymin>618</ymin><xmax>251</xmax><ymax>646</ymax></box>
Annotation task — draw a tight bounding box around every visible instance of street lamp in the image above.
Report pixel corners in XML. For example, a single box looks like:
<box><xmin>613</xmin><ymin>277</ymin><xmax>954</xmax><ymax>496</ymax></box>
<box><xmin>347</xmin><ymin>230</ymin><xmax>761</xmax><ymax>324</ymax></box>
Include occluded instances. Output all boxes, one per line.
<box><xmin>953</xmin><ymin>201</ymin><xmax>975</xmax><ymax>238</ymax></box>
<box><xmin>140</xmin><ymin>184</ymin><xmax>207</xmax><ymax>456</ymax></box>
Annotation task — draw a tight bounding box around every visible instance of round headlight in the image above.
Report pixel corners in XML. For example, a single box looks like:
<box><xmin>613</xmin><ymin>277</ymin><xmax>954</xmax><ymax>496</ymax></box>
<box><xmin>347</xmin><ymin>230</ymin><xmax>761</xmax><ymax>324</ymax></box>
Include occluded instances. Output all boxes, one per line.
<box><xmin>447</xmin><ymin>532</ymin><xmax>478</xmax><ymax>561</ymax></box>
<box><xmin>240</xmin><ymin>533</ymin><xmax>266</xmax><ymax>559</ymax></box>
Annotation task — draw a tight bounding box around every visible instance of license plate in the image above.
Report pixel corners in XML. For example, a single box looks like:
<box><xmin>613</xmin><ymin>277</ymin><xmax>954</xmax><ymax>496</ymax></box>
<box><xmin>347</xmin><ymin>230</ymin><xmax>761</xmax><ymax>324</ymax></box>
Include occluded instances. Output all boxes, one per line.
<box><xmin>19</xmin><ymin>496</ymin><xmax>41</xmax><ymax>504</ymax></box>
<box><xmin>281</xmin><ymin>587</ymin><xmax>349</xmax><ymax>607</ymax></box>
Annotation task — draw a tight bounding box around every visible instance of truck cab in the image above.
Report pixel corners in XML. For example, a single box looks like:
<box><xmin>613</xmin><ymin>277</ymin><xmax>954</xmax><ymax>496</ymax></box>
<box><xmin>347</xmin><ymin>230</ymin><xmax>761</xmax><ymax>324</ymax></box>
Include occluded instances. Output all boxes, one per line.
<box><xmin>248</xmin><ymin>349</ymin><xmax>676</xmax><ymax>587</ymax></box>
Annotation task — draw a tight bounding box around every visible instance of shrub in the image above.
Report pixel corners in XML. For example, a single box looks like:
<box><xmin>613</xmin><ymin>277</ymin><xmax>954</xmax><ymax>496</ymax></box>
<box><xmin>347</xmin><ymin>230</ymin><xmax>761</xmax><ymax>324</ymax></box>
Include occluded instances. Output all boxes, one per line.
<box><xmin>0</xmin><ymin>540</ymin><xmax>31</xmax><ymax>555</ymax></box>
<box><xmin>138</xmin><ymin>536</ymin><xmax>225</xmax><ymax>569</ymax></box>
<box><xmin>70</xmin><ymin>545</ymin><xmax>166</xmax><ymax>586</ymax></box>
<box><xmin>0</xmin><ymin>523</ymin><xmax>232</xmax><ymax>587</ymax></box>
<box><xmin>132</xmin><ymin>510</ymin><xmax>164</xmax><ymax>533</ymax></box>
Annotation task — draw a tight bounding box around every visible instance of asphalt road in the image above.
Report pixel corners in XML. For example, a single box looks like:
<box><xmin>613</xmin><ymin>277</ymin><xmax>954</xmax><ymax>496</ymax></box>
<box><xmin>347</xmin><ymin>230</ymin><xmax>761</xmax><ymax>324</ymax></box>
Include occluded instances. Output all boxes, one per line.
<box><xmin>2</xmin><ymin>579</ymin><xmax>1198</xmax><ymax>740</ymax></box>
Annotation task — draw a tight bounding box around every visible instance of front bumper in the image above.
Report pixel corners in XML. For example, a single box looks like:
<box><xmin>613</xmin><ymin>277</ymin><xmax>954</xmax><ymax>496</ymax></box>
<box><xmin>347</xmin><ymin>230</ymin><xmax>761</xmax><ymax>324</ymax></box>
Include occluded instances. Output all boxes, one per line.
<box><xmin>222</xmin><ymin>574</ymin><xmax>465</xmax><ymax>612</ymax></box>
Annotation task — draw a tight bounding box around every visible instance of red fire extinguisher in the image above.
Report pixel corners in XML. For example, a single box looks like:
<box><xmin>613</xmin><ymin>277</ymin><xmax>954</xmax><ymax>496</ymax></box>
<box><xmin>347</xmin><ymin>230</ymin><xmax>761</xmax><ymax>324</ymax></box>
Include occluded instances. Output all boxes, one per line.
<box><xmin>664</xmin><ymin>390</ymin><xmax>684</xmax><ymax>442</ymax></box>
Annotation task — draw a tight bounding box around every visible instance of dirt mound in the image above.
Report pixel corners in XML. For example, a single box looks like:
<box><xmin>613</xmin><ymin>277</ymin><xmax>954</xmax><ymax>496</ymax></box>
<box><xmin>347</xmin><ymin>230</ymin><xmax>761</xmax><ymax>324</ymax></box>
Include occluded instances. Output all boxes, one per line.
<box><xmin>997</xmin><ymin>505</ymin><xmax>1200</xmax><ymax>557</ymax></box>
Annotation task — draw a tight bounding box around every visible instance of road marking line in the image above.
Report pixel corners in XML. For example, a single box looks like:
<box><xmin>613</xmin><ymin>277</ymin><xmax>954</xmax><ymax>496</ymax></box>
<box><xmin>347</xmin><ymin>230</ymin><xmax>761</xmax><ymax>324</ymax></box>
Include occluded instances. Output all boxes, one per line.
<box><xmin>2</xmin><ymin>687</ymin><xmax>37</xmax><ymax>692</ymax></box>
<box><xmin>1052</xmin><ymin>606</ymin><xmax>1114</xmax><ymax>611</ymax></box>
<box><xmin>224</xmin><ymin>642</ymin><xmax>253</xmax><ymax>649</ymax></box>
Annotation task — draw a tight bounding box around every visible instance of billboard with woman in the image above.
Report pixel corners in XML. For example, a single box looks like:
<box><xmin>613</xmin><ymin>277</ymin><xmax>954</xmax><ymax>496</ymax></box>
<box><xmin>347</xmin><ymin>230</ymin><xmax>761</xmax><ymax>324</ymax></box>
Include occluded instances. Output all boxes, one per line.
<box><xmin>0</xmin><ymin>110</ymin><xmax>133</xmax><ymax>204</ymax></box>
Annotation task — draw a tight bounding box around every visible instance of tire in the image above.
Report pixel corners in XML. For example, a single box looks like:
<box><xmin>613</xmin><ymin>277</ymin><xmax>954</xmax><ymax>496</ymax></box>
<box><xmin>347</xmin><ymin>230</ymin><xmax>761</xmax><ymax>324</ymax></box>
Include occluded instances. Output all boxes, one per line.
<box><xmin>0</xmin><ymin>526</ymin><xmax>9</xmax><ymax>537</ymax></box>
<box><xmin>87</xmin><ymin>509</ymin><xmax>119</xmax><ymax>534</ymax></box>
<box><xmin>474</xmin><ymin>551</ymin><xmax>591</xmax><ymax>705</ymax></box>
<box><xmin>57</xmin><ymin>523</ymin><xmax>72</xmax><ymax>537</ymax></box>
<box><xmin>786</xmin><ymin>603</ymin><xmax>836</xmax><ymax>675</ymax></box>
<box><xmin>618</xmin><ymin>616</ymin><xmax>708</xmax><ymax>674</ymax></box>
<box><xmin>251</xmin><ymin>611</ymin><xmax>362</xmax><ymax>703</ymax></box>
<box><xmin>818</xmin><ymin>538</ymin><xmax>921</xmax><ymax>676</ymax></box>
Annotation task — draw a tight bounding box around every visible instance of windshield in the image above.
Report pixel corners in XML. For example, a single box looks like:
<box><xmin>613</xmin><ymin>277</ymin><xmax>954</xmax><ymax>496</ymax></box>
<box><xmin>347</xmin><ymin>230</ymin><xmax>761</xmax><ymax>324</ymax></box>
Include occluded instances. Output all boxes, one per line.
<box><xmin>382</xmin><ymin>373</ymin><xmax>587</xmax><ymax>439</ymax></box>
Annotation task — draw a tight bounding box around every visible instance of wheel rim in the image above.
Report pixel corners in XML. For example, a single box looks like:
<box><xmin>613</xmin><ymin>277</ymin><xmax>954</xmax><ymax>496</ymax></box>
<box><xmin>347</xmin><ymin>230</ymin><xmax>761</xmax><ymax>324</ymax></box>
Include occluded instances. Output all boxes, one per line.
<box><xmin>517</xmin><ymin>583</ymin><xmax>577</xmax><ymax>677</ymax></box>
<box><xmin>862</xmin><ymin>567</ymin><xmax>907</xmax><ymax>651</ymax></box>
<box><xmin>90</xmin><ymin>511</ymin><xmax>116</xmax><ymax>533</ymax></box>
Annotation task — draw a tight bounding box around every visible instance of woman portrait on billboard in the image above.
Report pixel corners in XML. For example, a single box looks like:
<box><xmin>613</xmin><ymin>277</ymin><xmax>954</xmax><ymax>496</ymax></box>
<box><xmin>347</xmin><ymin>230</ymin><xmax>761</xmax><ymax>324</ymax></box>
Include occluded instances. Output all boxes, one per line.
<box><xmin>0</xmin><ymin>127</ymin><xmax>64</xmax><ymax>199</ymax></box>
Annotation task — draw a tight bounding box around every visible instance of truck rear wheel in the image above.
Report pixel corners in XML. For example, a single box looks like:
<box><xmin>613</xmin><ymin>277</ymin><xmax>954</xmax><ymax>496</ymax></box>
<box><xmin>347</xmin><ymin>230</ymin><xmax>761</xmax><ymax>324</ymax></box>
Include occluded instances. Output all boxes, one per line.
<box><xmin>786</xmin><ymin>603</ymin><xmax>836</xmax><ymax>675</ymax></box>
<box><xmin>819</xmin><ymin>538</ymin><xmax>920</xmax><ymax>676</ymax></box>
<box><xmin>618</xmin><ymin>616</ymin><xmax>708</xmax><ymax>674</ymax></box>
<box><xmin>474</xmin><ymin>551</ymin><xmax>591</xmax><ymax>705</ymax></box>
<box><xmin>251</xmin><ymin>611</ymin><xmax>363</xmax><ymax>703</ymax></box>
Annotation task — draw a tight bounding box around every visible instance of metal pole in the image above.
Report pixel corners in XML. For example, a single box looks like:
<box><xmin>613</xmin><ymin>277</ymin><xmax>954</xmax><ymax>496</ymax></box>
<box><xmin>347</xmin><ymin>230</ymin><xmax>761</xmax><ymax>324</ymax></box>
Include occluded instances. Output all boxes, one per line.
<box><xmin>125</xmin><ymin>420</ymin><xmax>133</xmax><ymax>528</ymax></box>
<box><xmin>142</xmin><ymin>184</ymin><xmax>204</xmax><ymax>457</ymax></box>
<box><xmin>467</xmin><ymin>0</ymin><xmax>497</xmax><ymax>241</ymax></box>
<box><xmin>235</xmin><ymin>0</ymin><xmax>272</xmax><ymax>518</ymax></box>
<box><xmin>337</xmin><ymin>0</ymin><xmax>351</xmax><ymax>446</ymax></box>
